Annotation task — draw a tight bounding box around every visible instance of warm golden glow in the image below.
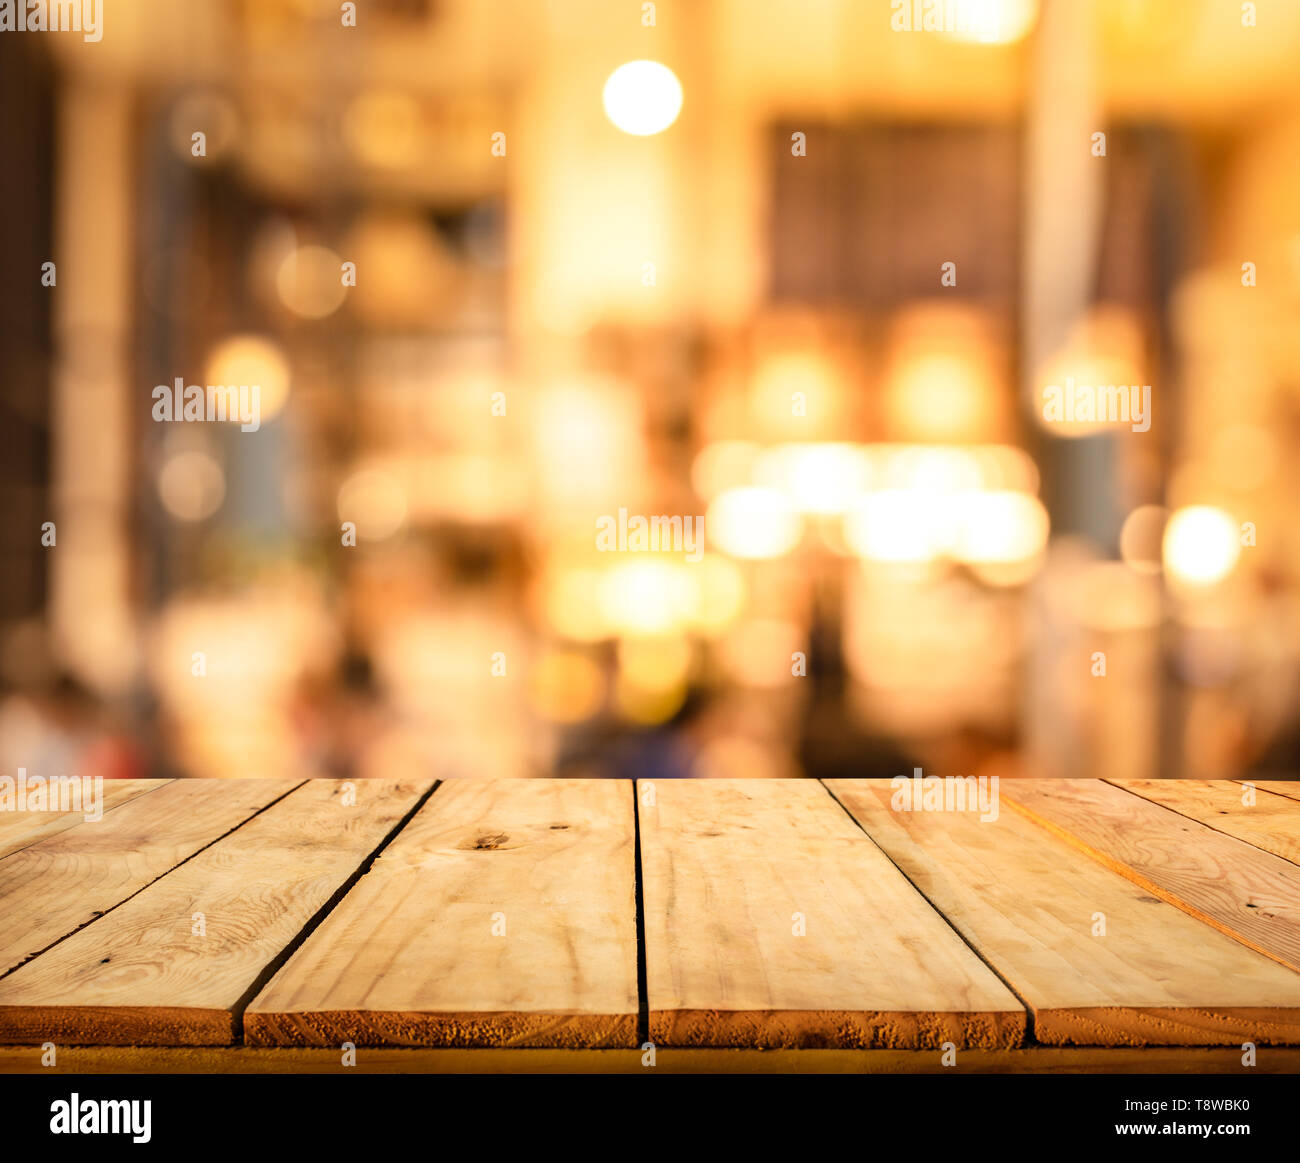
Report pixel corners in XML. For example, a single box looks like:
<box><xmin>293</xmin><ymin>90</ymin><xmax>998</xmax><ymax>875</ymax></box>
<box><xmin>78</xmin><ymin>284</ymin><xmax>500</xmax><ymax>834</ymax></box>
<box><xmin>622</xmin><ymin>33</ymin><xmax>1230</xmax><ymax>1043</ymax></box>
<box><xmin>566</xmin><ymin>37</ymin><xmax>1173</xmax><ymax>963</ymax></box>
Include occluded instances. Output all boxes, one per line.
<box><xmin>952</xmin><ymin>491</ymin><xmax>1049</xmax><ymax>564</ymax></box>
<box><xmin>204</xmin><ymin>335</ymin><xmax>291</xmax><ymax>422</ymax></box>
<box><xmin>686</xmin><ymin>557</ymin><xmax>747</xmax><ymax>636</ymax></box>
<box><xmin>1164</xmin><ymin>505</ymin><xmax>1241</xmax><ymax>586</ymax></box>
<box><xmin>540</xmin><ymin>568</ymin><xmax>609</xmax><ymax>642</ymax></box>
<box><xmin>599</xmin><ymin>560</ymin><xmax>694</xmax><ymax>635</ymax></box>
<box><xmin>341</xmin><ymin>91</ymin><xmax>422</xmax><ymax>168</ymax></box>
<box><xmin>276</xmin><ymin>244</ymin><xmax>348</xmax><ymax>320</ymax></box>
<box><xmin>938</xmin><ymin>0</ymin><xmax>1040</xmax><ymax>45</ymax></box>
<box><xmin>844</xmin><ymin>489</ymin><xmax>953</xmax><ymax>564</ymax></box>
<box><xmin>1034</xmin><ymin>306</ymin><xmax>1147</xmax><ymax>439</ymax></box>
<box><xmin>531</xmin><ymin>381</ymin><xmax>643</xmax><ymax>507</ymax></box>
<box><xmin>528</xmin><ymin>650</ymin><xmax>605</xmax><ymax>723</ymax></box>
<box><xmin>844</xmin><ymin>485</ymin><xmax>1048</xmax><ymax>570</ymax></box>
<box><xmin>754</xmin><ymin>444</ymin><xmax>871</xmax><ymax>515</ymax></box>
<box><xmin>717</xmin><ymin>619</ymin><xmax>803</xmax><ymax>687</ymax></box>
<box><xmin>885</xmin><ymin>352</ymin><xmax>994</xmax><ymax>442</ymax></box>
<box><xmin>602</xmin><ymin>60</ymin><xmax>683</xmax><ymax>136</ymax></box>
<box><xmin>336</xmin><ymin>468</ymin><xmax>409</xmax><ymax>541</ymax></box>
<box><xmin>158</xmin><ymin>450</ymin><xmax>225</xmax><ymax>521</ymax></box>
<box><xmin>707</xmin><ymin>487</ymin><xmax>804</xmax><ymax>559</ymax></box>
<box><xmin>1119</xmin><ymin>505</ymin><xmax>1169</xmax><ymax>575</ymax></box>
<box><xmin>615</xmin><ymin>673</ymin><xmax>687</xmax><ymax>724</ymax></box>
<box><xmin>691</xmin><ymin>440</ymin><xmax>761</xmax><ymax>502</ymax></box>
<box><xmin>618</xmin><ymin>635</ymin><xmax>693</xmax><ymax>692</ymax></box>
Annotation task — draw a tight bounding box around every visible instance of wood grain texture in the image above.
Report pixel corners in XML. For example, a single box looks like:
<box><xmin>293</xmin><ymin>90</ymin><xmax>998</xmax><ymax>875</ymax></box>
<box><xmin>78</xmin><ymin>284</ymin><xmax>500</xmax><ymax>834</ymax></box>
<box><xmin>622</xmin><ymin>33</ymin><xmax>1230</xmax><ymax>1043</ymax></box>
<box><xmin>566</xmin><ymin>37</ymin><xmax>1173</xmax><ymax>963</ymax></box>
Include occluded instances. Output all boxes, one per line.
<box><xmin>1112</xmin><ymin>780</ymin><xmax>1300</xmax><ymax>865</ymax></box>
<box><xmin>245</xmin><ymin>779</ymin><xmax>639</xmax><ymax>1049</ymax></box>
<box><xmin>1250</xmin><ymin>781</ymin><xmax>1300</xmax><ymax>804</ymax></box>
<box><xmin>0</xmin><ymin>780</ymin><xmax>169</xmax><ymax>860</ymax></box>
<box><xmin>640</xmin><ymin>779</ymin><xmax>1025</xmax><ymax>1049</ymax></box>
<box><xmin>5</xmin><ymin>1044</ymin><xmax>1300</xmax><ymax>1075</ymax></box>
<box><xmin>0</xmin><ymin>780</ymin><xmax>289</xmax><ymax>976</ymax></box>
<box><xmin>833</xmin><ymin>780</ymin><xmax>1300</xmax><ymax>1046</ymax></box>
<box><xmin>0</xmin><ymin>780</ymin><xmax>430</xmax><ymax>1046</ymax></box>
<box><xmin>1003</xmin><ymin>780</ymin><xmax>1300</xmax><ymax>973</ymax></box>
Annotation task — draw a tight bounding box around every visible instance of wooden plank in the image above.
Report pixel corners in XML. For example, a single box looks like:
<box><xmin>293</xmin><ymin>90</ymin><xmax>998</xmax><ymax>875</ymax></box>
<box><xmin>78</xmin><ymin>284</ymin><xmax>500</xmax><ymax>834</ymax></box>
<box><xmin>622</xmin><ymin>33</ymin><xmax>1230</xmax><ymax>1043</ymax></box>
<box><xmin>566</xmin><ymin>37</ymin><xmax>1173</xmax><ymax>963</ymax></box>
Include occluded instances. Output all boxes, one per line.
<box><xmin>1250</xmin><ymin>781</ymin><xmax>1300</xmax><ymax>804</ymax></box>
<box><xmin>0</xmin><ymin>780</ymin><xmax>431</xmax><ymax>1046</ymax></box>
<box><xmin>245</xmin><ymin>779</ymin><xmax>639</xmax><ymax>1049</ymax></box>
<box><xmin>1112</xmin><ymin>780</ymin><xmax>1300</xmax><ymax>865</ymax></box>
<box><xmin>833</xmin><ymin>780</ymin><xmax>1300</xmax><ymax>1045</ymax></box>
<box><xmin>0</xmin><ymin>780</ymin><xmax>291</xmax><ymax>976</ymax></box>
<box><xmin>1003</xmin><ymin>780</ymin><xmax>1300</xmax><ymax>973</ymax></box>
<box><xmin>0</xmin><ymin>780</ymin><xmax>169</xmax><ymax>860</ymax></box>
<box><xmin>640</xmin><ymin>779</ymin><xmax>1025</xmax><ymax>1049</ymax></box>
<box><xmin>5</xmin><ymin>1044</ymin><xmax>1300</xmax><ymax>1076</ymax></box>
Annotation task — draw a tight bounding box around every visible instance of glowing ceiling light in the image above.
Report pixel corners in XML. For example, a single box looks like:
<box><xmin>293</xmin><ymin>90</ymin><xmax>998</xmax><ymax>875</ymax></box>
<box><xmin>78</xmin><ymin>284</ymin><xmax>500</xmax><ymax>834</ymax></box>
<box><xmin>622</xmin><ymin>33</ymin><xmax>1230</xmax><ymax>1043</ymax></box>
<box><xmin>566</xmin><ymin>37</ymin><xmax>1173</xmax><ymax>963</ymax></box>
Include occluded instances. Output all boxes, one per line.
<box><xmin>1163</xmin><ymin>506</ymin><xmax>1240</xmax><ymax>586</ymax></box>
<box><xmin>603</xmin><ymin>60</ymin><xmax>683</xmax><ymax>136</ymax></box>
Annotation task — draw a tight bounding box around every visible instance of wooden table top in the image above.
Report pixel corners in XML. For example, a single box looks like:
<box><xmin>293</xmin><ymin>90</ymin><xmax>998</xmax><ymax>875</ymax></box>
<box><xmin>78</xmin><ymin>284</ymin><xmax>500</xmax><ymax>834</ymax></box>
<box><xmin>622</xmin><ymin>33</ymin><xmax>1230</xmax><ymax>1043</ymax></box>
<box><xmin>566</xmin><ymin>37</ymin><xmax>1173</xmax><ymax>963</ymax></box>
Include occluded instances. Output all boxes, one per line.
<box><xmin>2</xmin><ymin>777</ymin><xmax>1299</xmax><ymax>1073</ymax></box>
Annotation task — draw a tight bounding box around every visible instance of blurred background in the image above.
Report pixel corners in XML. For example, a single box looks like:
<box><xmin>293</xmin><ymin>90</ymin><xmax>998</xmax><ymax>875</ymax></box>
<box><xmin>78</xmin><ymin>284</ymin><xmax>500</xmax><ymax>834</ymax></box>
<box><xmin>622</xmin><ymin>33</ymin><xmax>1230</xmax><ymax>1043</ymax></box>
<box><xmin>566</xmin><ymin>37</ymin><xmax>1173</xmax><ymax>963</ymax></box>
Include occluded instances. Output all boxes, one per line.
<box><xmin>1</xmin><ymin>0</ymin><xmax>1299</xmax><ymax>783</ymax></box>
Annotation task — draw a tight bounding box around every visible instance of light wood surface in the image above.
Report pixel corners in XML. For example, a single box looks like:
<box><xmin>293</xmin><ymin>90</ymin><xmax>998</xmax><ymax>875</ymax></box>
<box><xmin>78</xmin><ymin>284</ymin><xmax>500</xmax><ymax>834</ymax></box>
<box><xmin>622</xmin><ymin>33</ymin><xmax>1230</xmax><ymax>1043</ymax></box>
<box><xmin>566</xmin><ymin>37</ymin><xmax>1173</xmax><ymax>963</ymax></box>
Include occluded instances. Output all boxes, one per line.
<box><xmin>639</xmin><ymin>779</ymin><xmax>1025</xmax><ymax>1048</ymax></box>
<box><xmin>245</xmin><ymin>779</ymin><xmax>640</xmax><ymax>1048</ymax></box>
<box><xmin>0</xmin><ymin>780</ymin><xmax>169</xmax><ymax>860</ymax></box>
<box><xmin>1250</xmin><ymin>782</ymin><xmax>1300</xmax><ymax>803</ymax></box>
<box><xmin>832</xmin><ymin>779</ymin><xmax>1300</xmax><ymax>1045</ymax></box>
<box><xmin>1</xmin><ymin>777</ymin><xmax>1298</xmax><ymax>1067</ymax></box>
<box><xmin>1112</xmin><ymin>779</ymin><xmax>1300</xmax><ymax>865</ymax></box>
<box><xmin>1002</xmin><ymin>779</ymin><xmax>1300</xmax><ymax>973</ymax></box>
<box><xmin>0</xmin><ymin>780</ymin><xmax>291</xmax><ymax>976</ymax></box>
<box><xmin>0</xmin><ymin>781</ymin><xmax>431</xmax><ymax>1045</ymax></box>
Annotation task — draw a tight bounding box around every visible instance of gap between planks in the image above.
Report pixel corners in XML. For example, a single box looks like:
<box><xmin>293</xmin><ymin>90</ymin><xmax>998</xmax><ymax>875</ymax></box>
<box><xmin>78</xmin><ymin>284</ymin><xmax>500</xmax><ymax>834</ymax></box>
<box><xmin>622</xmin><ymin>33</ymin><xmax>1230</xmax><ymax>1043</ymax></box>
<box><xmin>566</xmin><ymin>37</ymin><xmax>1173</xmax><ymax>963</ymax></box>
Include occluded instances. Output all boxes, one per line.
<box><xmin>244</xmin><ymin>780</ymin><xmax>642</xmax><ymax>1049</ymax></box>
<box><xmin>1106</xmin><ymin>779</ymin><xmax>1300</xmax><ymax>866</ymax></box>
<box><xmin>831</xmin><ymin>780</ymin><xmax>1300</xmax><ymax>1046</ymax></box>
<box><xmin>6</xmin><ymin>778</ymin><xmax>1298</xmax><ymax>1053</ymax></box>
<box><xmin>0</xmin><ymin>781</ymin><xmax>434</xmax><ymax>1046</ymax></box>
<box><xmin>1002</xmin><ymin>780</ymin><xmax>1300</xmax><ymax>975</ymax></box>
<box><xmin>819</xmin><ymin>779</ymin><xmax>1041</xmax><ymax>1042</ymax></box>
<box><xmin>638</xmin><ymin>779</ymin><xmax>1026</xmax><ymax>1049</ymax></box>
<box><xmin>0</xmin><ymin>781</ymin><xmax>304</xmax><ymax>980</ymax></box>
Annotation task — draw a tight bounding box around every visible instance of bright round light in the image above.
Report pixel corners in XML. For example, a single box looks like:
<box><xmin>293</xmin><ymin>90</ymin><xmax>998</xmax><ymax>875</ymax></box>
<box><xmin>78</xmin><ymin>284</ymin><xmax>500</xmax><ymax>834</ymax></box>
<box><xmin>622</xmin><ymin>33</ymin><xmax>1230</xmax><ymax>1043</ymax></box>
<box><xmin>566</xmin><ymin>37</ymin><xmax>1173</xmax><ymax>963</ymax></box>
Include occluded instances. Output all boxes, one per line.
<box><xmin>707</xmin><ymin>487</ymin><xmax>803</xmax><ymax>560</ymax></box>
<box><xmin>205</xmin><ymin>335</ymin><xmax>291</xmax><ymax>422</ymax></box>
<box><xmin>1163</xmin><ymin>505</ymin><xmax>1240</xmax><ymax>586</ymax></box>
<box><xmin>843</xmin><ymin>490</ymin><xmax>952</xmax><ymax>564</ymax></box>
<box><xmin>603</xmin><ymin>60</ymin><xmax>683</xmax><ymax>136</ymax></box>
<box><xmin>600</xmin><ymin>561</ymin><xmax>694</xmax><ymax>635</ymax></box>
<box><xmin>953</xmin><ymin>491</ymin><xmax>1049</xmax><ymax>565</ymax></box>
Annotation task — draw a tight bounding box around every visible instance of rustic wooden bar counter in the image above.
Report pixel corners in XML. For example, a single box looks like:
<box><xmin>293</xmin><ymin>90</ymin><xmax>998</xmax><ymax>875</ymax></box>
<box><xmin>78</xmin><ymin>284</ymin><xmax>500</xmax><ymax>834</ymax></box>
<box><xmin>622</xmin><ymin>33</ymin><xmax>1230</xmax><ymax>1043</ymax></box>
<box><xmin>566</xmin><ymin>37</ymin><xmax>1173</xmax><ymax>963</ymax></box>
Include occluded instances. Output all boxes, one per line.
<box><xmin>2</xmin><ymin>777</ymin><xmax>1298</xmax><ymax>1073</ymax></box>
